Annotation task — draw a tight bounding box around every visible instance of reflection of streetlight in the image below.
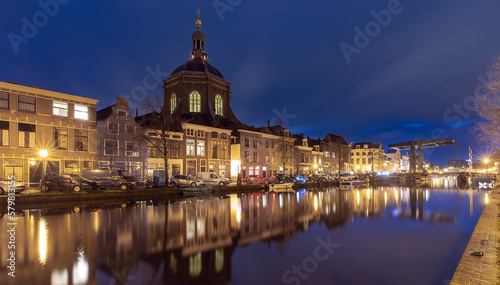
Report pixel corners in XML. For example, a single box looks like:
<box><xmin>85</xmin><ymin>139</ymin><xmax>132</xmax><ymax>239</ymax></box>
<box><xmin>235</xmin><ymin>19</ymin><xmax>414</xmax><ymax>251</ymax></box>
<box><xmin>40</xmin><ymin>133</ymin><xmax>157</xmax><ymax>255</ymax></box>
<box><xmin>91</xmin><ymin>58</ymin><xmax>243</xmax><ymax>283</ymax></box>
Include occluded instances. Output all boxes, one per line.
<box><xmin>39</xmin><ymin>150</ymin><xmax>48</xmax><ymax>191</ymax></box>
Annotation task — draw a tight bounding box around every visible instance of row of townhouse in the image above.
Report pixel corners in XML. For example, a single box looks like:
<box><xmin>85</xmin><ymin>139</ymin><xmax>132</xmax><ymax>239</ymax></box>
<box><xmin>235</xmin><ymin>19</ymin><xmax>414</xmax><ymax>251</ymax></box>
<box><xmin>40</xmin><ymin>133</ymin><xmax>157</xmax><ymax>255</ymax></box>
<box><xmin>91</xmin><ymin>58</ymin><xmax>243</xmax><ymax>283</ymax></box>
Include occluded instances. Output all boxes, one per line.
<box><xmin>350</xmin><ymin>142</ymin><xmax>411</xmax><ymax>173</ymax></box>
<box><xmin>1</xmin><ymin>15</ymin><xmax>416</xmax><ymax>185</ymax></box>
<box><xmin>0</xmin><ymin>81</ymin><xmax>98</xmax><ymax>185</ymax></box>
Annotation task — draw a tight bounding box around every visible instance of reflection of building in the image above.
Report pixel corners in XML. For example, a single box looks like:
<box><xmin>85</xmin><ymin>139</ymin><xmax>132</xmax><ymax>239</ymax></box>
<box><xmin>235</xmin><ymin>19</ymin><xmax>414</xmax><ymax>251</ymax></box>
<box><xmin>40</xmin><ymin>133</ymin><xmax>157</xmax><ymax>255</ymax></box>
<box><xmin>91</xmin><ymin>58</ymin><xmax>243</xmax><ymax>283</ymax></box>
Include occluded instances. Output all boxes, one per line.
<box><xmin>97</xmin><ymin>97</ymin><xmax>147</xmax><ymax>179</ymax></box>
<box><xmin>4</xmin><ymin>185</ymin><xmax>465</xmax><ymax>285</ymax></box>
<box><xmin>0</xmin><ymin>81</ymin><xmax>98</xmax><ymax>185</ymax></box>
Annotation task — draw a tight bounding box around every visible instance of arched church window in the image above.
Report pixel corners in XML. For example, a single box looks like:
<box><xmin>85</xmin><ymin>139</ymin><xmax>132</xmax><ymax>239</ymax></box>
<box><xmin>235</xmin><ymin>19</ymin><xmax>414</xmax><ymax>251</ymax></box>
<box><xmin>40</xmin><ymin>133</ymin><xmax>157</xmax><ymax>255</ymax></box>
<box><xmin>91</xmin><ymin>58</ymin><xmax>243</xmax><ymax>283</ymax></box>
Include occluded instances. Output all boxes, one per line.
<box><xmin>170</xmin><ymin>94</ymin><xmax>177</xmax><ymax>114</ymax></box>
<box><xmin>215</xmin><ymin>95</ymin><xmax>223</xmax><ymax>116</ymax></box>
<box><xmin>190</xmin><ymin>91</ymin><xmax>201</xmax><ymax>112</ymax></box>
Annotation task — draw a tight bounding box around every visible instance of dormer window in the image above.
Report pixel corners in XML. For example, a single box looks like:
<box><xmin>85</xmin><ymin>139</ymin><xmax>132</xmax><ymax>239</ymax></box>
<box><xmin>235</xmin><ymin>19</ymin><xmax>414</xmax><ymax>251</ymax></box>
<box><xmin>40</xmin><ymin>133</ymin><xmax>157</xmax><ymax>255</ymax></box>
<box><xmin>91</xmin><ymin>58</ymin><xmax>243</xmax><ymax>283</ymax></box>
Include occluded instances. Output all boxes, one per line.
<box><xmin>117</xmin><ymin>110</ymin><xmax>127</xmax><ymax>118</ymax></box>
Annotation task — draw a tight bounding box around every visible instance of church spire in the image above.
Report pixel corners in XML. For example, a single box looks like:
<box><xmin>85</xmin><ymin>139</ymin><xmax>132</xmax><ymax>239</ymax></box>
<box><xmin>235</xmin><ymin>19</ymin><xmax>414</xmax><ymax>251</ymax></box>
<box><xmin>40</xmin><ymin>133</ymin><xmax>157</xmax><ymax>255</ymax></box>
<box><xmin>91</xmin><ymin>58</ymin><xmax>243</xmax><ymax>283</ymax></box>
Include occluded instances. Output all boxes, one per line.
<box><xmin>190</xmin><ymin>6</ymin><xmax>208</xmax><ymax>63</ymax></box>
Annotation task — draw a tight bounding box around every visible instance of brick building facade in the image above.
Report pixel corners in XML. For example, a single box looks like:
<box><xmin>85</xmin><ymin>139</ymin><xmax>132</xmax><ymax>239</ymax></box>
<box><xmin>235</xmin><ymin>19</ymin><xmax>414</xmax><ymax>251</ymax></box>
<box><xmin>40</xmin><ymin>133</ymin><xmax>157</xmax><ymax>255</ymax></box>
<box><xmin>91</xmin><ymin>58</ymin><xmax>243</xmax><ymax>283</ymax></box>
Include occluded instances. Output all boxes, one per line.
<box><xmin>96</xmin><ymin>97</ymin><xmax>147</xmax><ymax>179</ymax></box>
<box><xmin>0</xmin><ymin>81</ymin><xmax>98</xmax><ymax>186</ymax></box>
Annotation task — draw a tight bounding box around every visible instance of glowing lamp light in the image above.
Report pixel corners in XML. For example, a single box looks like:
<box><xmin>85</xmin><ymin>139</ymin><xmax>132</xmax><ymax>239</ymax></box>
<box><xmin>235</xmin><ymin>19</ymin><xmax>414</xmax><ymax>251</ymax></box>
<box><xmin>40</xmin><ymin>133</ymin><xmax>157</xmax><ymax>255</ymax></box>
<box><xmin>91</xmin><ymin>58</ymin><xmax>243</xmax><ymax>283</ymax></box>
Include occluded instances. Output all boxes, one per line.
<box><xmin>39</xmin><ymin>149</ymin><xmax>48</xmax><ymax>158</ymax></box>
<box><xmin>313</xmin><ymin>164</ymin><xmax>318</xmax><ymax>169</ymax></box>
<box><xmin>484</xmin><ymin>158</ymin><xmax>490</xmax><ymax>163</ymax></box>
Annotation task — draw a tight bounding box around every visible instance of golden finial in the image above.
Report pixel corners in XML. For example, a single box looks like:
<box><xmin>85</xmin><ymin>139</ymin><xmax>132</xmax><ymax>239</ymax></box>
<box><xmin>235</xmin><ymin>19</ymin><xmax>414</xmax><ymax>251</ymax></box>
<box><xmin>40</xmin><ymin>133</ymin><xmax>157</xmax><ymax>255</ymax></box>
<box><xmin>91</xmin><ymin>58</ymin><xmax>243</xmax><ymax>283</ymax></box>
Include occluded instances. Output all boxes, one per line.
<box><xmin>196</xmin><ymin>6</ymin><xmax>201</xmax><ymax>30</ymax></box>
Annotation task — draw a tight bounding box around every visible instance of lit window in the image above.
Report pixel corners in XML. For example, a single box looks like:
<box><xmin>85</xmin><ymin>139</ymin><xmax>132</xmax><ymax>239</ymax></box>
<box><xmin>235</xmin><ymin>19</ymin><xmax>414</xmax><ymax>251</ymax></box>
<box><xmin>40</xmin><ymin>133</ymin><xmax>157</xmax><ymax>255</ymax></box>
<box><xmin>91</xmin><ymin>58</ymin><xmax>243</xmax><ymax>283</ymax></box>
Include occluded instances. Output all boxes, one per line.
<box><xmin>74</xmin><ymin>104</ymin><xmax>88</xmax><ymax>120</ymax></box>
<box><xmin>0</xmin><ymin>121</ymin><xmax>9</xmax><ymax>146</ymax></box>
<box><xmin>18</xmin><ymin>123</ymin><xmax>35</xmax><ymax>148</ymax></box>
<box><xmin>197</xmin><ymin>141</ymin><xmax>205</xmax><ymax>156</ymax></box>
<box><xmin>189</xmin><ymin>91</ymin><xmax>201</xmax><ymax>112</ymax></box>
<box><xmin>187</xmin><ymin>140</ymin><xmax>195</xmax><ymax>156</ymax></box>
<box><xmin>53</xmin><ymin>101</ymin><xmax>68</xmax><ymax>117</ymax></box>
<box><xmin>215</xmin><ymin>95</ymin><xmax>223</xmax><ymax>116</ymax></box>
<box><xmin>171</xmin><ymin>94</ymin><xmax>177</xmax><ymax>114</ymax></box>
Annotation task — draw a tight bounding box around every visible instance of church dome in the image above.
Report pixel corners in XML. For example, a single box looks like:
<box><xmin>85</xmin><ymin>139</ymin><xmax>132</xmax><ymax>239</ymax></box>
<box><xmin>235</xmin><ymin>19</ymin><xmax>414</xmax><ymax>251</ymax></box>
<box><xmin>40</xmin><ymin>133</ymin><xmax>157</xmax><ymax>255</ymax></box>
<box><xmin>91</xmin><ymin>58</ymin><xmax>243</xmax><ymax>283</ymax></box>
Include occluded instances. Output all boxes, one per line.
<box><xmin>168</xmin><ymin>9</ymin><xmax>225</xmax><ymax>81</ymax></box>
<box><xmin>169</xmin><ymin>62</ymin><xmax>225</xmax><ymax>80</ymax></box>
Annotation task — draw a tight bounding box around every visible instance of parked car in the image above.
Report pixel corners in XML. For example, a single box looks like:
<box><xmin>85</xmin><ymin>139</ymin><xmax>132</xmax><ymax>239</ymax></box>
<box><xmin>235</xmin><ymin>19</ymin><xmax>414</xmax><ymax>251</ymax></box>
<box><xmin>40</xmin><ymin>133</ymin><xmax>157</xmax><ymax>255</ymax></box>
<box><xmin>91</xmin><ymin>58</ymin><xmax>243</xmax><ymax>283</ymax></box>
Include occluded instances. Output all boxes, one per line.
<box><xmin>272</xmin><ymin>174</ymin><xmax>294</xmax><ymax>183</ymax></box>
<box><xmin>81</xmin><ymin>170</ymin><xmax>137</xmax><ymax>190</ymax></box>
<box><xmin>0</xmin><ymin>178</ymin><xmax>26</xmax><ymax>195</ymax></box>
<box><xmin>246</xmin><ymin>175</ymin><xmax>271</xmax><ymax>185</ymax></box>
<box><xmin>197</xmin><ymin>172</ymin><xmax>230</xmax><ymax>186</ymax></box>
<box><xmin>169</xmin><ymin>175</ymin><xmax>205</xmax><ymax>187</ymax></box>
<box><xmin>40</xmin><ymin>173</ymin><xmax>98</xmax><ymax>192</ymax></box>
<box><xmin>307</xmin><ymin>174</ymin><xmax>329</xmax><ymax>182</ymax></box>
<box><xmin>290</xmin><ymin>175</ymin><xmax>308</xmax><ymax>183</ymax></box>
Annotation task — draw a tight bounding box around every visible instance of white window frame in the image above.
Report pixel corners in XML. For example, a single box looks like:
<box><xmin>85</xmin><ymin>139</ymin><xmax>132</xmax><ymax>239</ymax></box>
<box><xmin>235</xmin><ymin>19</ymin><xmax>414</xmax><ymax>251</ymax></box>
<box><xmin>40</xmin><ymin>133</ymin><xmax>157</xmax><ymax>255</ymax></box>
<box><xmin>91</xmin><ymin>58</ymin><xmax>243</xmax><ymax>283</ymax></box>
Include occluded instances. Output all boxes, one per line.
<box><xmin>187</xmin><ymin>139</ymin><xmax>195</xmax><ymax>156</ymax></box>
<box><xmin>74</xmin><ymin>104</ymin><xmax>88</xmax><ymax>120</ymax></box>
<box><xmin>197</xmin><ymin>141</ymin><xmax>205</xmax><ymax>156</ymax></box>
<box><xmin>53</xmin><ymin>101</ymin><xmax>68</xmax><ymax>117</ymax></box>
<box><xmin>125</xmin><ymin>141</ymin><xmax>139</xmax><ymax>157</ymax></box>
<box><xmin>108</xmin><ymin>122</ymin><xmax>119</xmax><ymax>133</ymax></box>
<box><xmin>104</xmin><ymin>139</ymin><xmax>118</xmax><ymax>156</ymax></box>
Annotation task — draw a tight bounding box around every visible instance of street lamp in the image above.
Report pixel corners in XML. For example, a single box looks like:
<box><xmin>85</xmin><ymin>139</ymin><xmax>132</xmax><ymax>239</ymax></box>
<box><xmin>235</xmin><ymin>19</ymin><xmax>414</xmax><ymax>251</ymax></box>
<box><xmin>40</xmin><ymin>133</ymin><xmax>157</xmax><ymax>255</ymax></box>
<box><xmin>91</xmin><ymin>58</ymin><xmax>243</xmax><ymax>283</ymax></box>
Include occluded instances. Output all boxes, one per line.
<box><xmin>39</xmin><ymin>149</ymin><xmax>48</xmax><ymax>191</ymax></box>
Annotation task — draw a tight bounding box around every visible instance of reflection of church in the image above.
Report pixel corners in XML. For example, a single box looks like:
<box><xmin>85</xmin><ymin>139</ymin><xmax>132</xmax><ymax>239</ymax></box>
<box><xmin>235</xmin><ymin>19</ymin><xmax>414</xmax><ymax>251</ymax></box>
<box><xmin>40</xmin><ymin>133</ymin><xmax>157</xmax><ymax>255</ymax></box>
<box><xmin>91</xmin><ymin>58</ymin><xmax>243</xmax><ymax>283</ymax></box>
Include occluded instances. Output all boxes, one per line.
<box><xmin>2</xmin><ymin>187</ymin><xmax>462</xmax><ymax>285</ymax></box>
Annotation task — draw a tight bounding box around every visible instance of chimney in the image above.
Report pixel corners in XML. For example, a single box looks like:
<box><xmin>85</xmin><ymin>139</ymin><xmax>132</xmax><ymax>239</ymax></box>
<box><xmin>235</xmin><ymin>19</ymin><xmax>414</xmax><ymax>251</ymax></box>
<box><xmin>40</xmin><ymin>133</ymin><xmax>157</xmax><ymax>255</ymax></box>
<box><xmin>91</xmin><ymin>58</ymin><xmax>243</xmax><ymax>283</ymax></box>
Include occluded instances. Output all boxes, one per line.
<box><xmin>136</xmin><ymin>109</ymin><xmax>138</xmax><ymax>118</ymax></box>
<box><xmin>267</xmin><ymin>120</ymin><xmax>270</xmax><ymax>128</ymax></box>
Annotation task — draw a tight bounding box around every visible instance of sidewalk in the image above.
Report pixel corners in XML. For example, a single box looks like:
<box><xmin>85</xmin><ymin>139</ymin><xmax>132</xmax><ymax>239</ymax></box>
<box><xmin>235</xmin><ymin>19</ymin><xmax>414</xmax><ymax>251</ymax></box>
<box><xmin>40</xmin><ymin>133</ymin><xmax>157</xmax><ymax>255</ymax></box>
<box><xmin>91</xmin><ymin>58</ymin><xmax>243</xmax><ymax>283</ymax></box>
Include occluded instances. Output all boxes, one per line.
<box><xmin>450</xmin><ymin>187</ymin><xmax>499</xmax><ymax>285</ymax></box>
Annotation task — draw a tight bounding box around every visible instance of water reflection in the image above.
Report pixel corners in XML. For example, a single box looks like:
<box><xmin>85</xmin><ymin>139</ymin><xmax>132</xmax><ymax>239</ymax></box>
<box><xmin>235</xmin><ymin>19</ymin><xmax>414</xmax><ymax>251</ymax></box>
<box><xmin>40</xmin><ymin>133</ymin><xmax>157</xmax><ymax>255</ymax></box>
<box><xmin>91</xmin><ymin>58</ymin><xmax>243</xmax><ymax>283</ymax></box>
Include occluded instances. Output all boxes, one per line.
<box><xmin>38</xmin><ymin>218</ymin><xmax>48</xmax><ymax>266</ymax></box>
<box><xmin>0</xmin><ymin>186</ymin><xmax>490</xmax><ymax>285</ymax></box>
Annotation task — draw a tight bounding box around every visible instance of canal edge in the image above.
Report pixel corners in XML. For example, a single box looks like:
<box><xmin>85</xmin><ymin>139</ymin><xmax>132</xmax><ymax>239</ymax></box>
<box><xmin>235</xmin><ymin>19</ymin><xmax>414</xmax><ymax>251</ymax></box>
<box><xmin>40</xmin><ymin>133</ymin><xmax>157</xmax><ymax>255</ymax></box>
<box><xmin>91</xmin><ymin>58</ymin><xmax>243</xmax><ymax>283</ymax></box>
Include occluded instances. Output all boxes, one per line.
<box><xmin>450</xmin><ymin>187</ymin><xmax>500</xmax><ymax>285</ymax></box>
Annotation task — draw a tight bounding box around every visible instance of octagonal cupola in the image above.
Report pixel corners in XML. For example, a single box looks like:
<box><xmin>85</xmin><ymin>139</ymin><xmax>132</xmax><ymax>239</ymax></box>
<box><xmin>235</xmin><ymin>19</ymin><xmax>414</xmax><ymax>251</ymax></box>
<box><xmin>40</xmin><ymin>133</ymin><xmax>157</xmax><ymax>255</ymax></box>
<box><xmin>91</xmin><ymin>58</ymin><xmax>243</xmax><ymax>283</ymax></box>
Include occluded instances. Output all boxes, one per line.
<box><xmin>190</xmin><ymin>9</ymin><xmax>208</xmax><ymax>63</ymax></box>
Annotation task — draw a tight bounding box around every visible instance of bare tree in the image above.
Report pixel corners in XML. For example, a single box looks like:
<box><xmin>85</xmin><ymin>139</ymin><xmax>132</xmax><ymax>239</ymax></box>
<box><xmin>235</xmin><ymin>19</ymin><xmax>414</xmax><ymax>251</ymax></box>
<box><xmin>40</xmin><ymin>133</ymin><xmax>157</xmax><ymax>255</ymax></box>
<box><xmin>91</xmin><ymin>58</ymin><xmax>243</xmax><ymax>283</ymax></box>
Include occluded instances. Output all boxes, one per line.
<box><xmin>476</xmin><ymin>56</ymin><xmax>500</xmax><ymax>148</ymax></box>
<box><xmin>274</xmin><ymin>124</ymin><xmax>294</xmax><ymax>177</ymax></box>
<box><xmin>136</xmin><ymin>93</ymin><xmax>180</xmax><ymax>186</ymax></box>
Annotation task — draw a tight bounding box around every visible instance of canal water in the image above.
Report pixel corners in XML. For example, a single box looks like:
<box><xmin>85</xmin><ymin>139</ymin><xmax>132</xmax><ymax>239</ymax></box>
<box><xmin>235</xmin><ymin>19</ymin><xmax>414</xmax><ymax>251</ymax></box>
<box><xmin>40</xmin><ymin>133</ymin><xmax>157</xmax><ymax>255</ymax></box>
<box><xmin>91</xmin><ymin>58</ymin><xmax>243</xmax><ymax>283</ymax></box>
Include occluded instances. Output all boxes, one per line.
<box><xmin>0</xmin><ymin>185</ymin><xmax>490</xmax><ymax>285</ymax></box>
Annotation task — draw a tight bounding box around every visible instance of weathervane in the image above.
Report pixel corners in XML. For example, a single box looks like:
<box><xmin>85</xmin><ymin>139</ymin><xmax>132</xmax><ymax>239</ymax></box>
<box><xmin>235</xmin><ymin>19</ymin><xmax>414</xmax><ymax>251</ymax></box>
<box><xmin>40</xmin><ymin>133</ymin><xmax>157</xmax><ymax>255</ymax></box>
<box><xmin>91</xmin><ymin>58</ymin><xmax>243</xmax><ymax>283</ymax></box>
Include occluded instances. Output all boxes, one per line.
<box><xmin>196</xmin><ymin>5</ymin><xmax>201</xmax><ymax>31</ymax></box>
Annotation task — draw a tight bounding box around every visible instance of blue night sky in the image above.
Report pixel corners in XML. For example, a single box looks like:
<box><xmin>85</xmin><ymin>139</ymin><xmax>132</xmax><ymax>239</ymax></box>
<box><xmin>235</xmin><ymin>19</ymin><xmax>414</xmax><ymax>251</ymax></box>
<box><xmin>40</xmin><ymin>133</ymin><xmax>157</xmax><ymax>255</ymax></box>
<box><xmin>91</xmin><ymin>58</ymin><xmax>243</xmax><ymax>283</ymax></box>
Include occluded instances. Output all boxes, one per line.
<box><xmin>2</xmin><ymin>0</ymin><xmax>500</xmax><ymax>165</ymax></box>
